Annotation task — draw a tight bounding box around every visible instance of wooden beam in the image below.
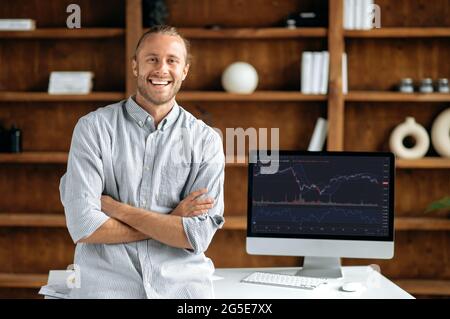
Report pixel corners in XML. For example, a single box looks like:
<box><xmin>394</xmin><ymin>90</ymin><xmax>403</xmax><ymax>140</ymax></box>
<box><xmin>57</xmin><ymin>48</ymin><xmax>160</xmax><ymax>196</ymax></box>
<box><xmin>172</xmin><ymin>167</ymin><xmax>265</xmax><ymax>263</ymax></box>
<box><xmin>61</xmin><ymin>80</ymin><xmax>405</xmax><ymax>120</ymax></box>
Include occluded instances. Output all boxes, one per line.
<box><xmin>126</xmin><ymin>0</ymin><xmax>143</xmax><ymax>96</ymax></box>
<box><xmin>327</xmin><ymin>0</ymin><xmax>345</xmax><ymax>151</ymax></box>
<box><xmin>0</xmin><ymin>28</ymin><xmax>124</xmax><ymax>39</ymax></box>
<box><xmin>0</xmin><ymin>214</ymin><xmax>66</xmax><ymax>227</ymax></box>
<box><xmin>0</xmin><ymin>273</ymin><xmax>48</xmax><ymax>288</ymax></box>
<box><xmin>394</xmin><ymin>279</ymin><xmax>450</xmax><ymax>296</ymax></box>
<box><xmin>0</xmin><ymin>92</ymin><xmax>125</xmax><ymax>102</ymax></box>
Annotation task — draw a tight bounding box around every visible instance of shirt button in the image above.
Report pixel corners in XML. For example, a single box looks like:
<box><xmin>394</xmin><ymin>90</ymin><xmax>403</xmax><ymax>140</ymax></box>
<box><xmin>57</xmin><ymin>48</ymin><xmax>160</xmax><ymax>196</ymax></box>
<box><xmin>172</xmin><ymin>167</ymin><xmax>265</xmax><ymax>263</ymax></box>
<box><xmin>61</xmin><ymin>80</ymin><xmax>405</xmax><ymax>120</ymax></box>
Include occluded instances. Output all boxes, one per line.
<box><xmin>142</xmin><ymin>200</ymin><xmax>146</xmax><ymax>205</ymax></box>
<box><xmin>144</xmin><ymin>166</ymin><xmax>150</xmax><ymax>171</ymax></box>
<box><xmin>138</xmin><ymin>121</ymin><xmax>143</xmax><ymax>126</ymax></box>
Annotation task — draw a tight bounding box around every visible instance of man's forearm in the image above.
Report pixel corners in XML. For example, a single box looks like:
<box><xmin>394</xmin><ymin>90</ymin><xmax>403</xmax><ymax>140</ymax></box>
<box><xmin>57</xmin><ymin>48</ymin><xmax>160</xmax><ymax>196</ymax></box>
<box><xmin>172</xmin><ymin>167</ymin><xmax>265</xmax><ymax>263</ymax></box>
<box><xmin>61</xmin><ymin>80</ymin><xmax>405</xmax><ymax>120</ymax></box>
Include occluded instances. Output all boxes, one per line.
<box><xmin>113</xmin><ymin>204</ymin><xmax>192</xmax><ymax>249</ymax></box>
<box><xmin>78</xmin><ymin>218</ymin><xmax>150</xmax><ymax>244</ymax></box>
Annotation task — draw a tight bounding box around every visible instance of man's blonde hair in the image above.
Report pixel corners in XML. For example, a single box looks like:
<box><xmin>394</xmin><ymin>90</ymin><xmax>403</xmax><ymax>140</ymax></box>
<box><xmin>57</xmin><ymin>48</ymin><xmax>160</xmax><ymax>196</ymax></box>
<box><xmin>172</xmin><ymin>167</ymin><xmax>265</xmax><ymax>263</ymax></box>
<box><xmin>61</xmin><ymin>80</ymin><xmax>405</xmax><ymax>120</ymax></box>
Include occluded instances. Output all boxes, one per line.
<box><xmin>133</xmin><ymin>25</ymin><xmax>191</xmax><ymax>65</ymax></box>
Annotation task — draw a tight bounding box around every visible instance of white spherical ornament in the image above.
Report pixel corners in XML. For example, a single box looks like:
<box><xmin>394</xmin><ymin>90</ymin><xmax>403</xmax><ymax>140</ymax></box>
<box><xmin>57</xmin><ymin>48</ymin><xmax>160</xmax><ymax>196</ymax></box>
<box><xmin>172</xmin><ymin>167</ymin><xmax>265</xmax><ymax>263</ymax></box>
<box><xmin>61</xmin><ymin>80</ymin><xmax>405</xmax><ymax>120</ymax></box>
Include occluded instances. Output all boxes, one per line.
<box><xmin>221</xmin><ymin>62</ymin><xmax>258</xmax><ymax>94</ymax></box>
<box><xmin>431</xmin><ymin>108</ymin><xmax>450</xmax><ymax>158</ymax></box>
<box><xmin>389</xmin><ymin>117</ymin><xmax>430</xmax><ymax>159</ymax></box>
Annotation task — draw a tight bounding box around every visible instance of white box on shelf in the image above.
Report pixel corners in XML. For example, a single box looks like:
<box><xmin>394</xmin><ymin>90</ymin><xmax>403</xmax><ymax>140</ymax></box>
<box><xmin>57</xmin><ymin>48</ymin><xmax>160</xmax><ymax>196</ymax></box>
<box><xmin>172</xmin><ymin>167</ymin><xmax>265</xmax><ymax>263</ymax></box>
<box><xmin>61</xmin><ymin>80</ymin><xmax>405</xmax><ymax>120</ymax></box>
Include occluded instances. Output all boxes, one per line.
<box><xmin>0</xmin><ymin>19</ymin><xmax>36</xmax><ymax>30</ymax></box>
<box><xmin>48</xmin><ymin>71</ymin><xmax>94</xmax><ymax>95</ymax></box>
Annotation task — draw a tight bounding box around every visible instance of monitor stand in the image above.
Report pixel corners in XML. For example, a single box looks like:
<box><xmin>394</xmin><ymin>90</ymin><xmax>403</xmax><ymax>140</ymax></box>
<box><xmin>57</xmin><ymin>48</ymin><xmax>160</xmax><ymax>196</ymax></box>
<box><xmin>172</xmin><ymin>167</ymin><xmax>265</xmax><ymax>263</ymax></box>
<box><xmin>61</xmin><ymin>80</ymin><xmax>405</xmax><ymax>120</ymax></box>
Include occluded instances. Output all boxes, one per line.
<box><xmin>295</xmin><ymin>256</ymin><xmax>343</xmax><ymax>279</ymax></box>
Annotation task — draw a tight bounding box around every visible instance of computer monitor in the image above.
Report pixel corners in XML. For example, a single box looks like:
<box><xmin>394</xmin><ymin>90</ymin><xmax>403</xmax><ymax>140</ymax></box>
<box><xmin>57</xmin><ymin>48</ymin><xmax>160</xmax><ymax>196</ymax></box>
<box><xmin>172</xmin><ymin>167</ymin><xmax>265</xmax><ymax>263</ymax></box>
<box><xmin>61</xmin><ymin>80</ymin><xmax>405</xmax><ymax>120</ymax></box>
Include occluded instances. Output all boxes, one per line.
<box><xmin>247</xmin><ymin>151</ymin><xmax>395</xmax><ymax>278</ymax></box>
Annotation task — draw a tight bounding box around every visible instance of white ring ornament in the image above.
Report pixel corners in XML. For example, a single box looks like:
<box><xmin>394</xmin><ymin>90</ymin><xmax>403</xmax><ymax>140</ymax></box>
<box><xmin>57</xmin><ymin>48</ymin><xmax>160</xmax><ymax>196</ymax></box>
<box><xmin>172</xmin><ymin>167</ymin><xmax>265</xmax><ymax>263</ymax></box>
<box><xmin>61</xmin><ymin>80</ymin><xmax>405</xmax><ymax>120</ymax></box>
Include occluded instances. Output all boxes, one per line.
<box><xmin>389</xmin><ymin>117</ymin><xmax>430</xmax><ymax>159</ymax></box>
<box><xmin>221</xmin><ymin>62</ymin><xmax>259</xmax><ymax>94</ymax></box>
<box><xmin>431</xmin><ymin>108</ymin><xmax>450</xmax><ymax>158</ymax></box>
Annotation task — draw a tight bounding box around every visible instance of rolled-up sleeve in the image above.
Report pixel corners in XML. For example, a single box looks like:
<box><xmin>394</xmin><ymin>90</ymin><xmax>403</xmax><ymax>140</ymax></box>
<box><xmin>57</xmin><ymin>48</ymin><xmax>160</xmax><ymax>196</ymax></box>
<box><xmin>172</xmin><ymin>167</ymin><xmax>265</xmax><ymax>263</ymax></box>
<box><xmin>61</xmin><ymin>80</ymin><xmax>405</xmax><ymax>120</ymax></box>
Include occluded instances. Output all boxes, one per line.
<box><xmin>60</xmin><ymin>117</ymin><xmax>109</xmax><ymax>243</ymax></box>
<box><xmin>182</xmin><ymin>130</ymin><xmax>225</xmax><ymax>254</ymax></box>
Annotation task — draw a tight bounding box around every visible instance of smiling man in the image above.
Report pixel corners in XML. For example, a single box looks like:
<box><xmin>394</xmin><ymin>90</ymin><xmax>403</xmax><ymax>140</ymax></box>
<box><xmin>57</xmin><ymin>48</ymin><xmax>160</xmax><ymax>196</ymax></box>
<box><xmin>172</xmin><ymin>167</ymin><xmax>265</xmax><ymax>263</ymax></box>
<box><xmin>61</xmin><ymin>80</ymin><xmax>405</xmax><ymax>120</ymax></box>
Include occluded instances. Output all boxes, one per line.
<box><xmin>59</xmin><ymin>25</ymin><xmax>225</xmax><ymax>298</ymax></box>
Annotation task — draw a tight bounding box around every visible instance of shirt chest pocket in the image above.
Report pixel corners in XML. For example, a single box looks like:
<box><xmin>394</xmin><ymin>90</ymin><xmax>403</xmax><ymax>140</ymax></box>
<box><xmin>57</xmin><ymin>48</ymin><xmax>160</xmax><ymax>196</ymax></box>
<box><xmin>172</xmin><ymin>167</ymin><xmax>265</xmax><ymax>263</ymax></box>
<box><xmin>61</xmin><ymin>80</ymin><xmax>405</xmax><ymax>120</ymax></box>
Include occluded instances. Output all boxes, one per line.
<box><xmin>157</xmin><ymin>162</ymin><xmax>191</xmax><ymax>208</ymax></box>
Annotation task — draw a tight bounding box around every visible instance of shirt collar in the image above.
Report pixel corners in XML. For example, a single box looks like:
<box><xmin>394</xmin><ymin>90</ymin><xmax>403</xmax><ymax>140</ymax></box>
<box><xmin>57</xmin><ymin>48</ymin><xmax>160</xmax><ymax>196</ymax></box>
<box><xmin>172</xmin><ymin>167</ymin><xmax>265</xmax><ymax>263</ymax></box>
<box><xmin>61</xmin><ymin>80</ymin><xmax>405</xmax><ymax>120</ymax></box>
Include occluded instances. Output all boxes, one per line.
<box><xmin>125</xmin><ymin>96</ymin><xmax>180</xmax><ymax>131</ymax></box>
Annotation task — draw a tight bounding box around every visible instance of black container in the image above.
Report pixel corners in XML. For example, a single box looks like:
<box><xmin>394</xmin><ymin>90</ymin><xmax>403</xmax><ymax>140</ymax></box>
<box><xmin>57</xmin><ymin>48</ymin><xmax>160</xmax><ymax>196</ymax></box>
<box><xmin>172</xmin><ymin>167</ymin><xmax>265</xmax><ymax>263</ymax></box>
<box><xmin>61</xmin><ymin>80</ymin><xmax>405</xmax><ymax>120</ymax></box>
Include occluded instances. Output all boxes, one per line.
<box><xmin>9</xmin><ymin>125</ymin><xmax>22</xmax><ymax>153</ymax></box>
<box><xmin>0</xmin><ymin>123</ymin><xmax>8</xmax><ymax>152</ymax></box>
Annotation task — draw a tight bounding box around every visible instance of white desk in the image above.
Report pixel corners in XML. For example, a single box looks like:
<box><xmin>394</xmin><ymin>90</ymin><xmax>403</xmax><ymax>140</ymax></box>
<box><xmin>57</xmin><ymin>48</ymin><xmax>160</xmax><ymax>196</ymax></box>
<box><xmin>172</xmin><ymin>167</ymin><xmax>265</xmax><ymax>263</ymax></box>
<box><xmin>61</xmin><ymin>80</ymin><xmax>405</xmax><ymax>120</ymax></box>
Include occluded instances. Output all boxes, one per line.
<box><xmin>213</xmin><ymin>266</ymin><xmax>414</xmax><ymax>299</ymax></box>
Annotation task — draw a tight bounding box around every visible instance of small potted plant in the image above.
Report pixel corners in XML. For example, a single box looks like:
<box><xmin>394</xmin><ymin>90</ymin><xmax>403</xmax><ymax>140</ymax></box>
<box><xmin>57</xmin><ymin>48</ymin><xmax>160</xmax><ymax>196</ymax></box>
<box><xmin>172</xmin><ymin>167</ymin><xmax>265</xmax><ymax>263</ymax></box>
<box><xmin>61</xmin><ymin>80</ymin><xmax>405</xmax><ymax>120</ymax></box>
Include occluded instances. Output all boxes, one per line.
<box><xmin>425</xmin><ymin>196</ymin><xmax>450</xmax><ymax>217</ymax></box>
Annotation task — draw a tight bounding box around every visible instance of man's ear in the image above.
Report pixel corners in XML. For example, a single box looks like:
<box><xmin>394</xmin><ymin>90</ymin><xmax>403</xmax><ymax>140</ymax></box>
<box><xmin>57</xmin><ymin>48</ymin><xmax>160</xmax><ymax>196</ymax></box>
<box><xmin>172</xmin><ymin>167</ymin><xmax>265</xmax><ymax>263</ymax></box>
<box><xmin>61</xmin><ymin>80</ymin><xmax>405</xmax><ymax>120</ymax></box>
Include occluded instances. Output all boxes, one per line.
<box><xmin>132</xmin><ymin>59</ymin><xmax>138</xmax><ymax>77</ymax></box>
<box><xmin>182</xmin><ymin>63</ymin><xmax>190</xmax><ymax>81</ymax></box>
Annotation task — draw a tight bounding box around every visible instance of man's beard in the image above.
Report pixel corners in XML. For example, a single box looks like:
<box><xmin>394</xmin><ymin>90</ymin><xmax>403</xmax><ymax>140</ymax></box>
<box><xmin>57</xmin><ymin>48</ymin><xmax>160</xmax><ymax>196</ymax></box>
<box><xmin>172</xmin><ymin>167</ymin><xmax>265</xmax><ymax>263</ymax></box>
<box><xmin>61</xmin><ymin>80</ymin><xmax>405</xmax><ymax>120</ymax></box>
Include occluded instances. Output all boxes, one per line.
<box><xmin>137</xmin><ymin>75</ymin><xmax>182</xmax><ymax>106</ymax></box>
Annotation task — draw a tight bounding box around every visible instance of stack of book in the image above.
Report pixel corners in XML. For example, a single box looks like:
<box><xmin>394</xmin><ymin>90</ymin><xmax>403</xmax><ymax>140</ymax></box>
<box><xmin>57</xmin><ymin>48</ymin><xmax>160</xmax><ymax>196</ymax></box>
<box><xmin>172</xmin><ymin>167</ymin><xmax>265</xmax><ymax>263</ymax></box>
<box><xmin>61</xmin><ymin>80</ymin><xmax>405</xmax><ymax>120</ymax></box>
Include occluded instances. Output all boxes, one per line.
<box><xmin>301</xmin><ymin>52</ymin><xmax>348</xmax><ymax>94</ymax></box>
<box><xmin>0</xmin><ymin>19</ymin><xmax>36</xmax><ymax>30</ymax></box>
<box><xmin>344</xmin><ymin>0</ymin><xmax>374</xmax><ymax>30</ymax></box>
<box><xmin>48</xmin><ymin>71</ymin><xmax>94</xmax><ymax>95</ymax></box>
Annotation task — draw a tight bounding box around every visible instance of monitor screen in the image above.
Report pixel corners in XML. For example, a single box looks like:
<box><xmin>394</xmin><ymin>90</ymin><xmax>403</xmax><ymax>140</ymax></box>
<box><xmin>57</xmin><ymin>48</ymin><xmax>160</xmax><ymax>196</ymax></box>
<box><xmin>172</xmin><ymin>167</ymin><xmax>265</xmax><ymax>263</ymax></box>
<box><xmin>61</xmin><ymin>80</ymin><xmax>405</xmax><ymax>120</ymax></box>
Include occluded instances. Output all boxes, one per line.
<box><xmin>247</xmin><ymin>151</ymin><xmax>395</xmax><ymax>242</ymax></box>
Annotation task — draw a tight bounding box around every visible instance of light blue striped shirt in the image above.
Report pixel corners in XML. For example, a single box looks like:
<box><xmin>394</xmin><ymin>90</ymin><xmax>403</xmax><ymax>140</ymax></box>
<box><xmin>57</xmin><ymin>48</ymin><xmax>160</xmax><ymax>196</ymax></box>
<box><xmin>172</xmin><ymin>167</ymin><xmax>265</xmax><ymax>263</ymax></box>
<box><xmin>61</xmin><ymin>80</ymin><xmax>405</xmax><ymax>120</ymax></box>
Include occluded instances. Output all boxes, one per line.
<box><xmin>59</xmin><ymin>96</ymin><xmax>225</xmax><ymax>298</ymax></box>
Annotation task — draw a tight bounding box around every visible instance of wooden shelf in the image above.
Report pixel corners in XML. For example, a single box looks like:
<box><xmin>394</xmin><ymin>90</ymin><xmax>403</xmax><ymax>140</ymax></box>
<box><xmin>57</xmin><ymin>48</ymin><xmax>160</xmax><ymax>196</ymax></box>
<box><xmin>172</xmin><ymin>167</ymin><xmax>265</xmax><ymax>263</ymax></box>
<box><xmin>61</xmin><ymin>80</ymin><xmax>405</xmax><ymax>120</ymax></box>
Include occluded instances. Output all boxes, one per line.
<box><xmin>394</xmin><ymin>279</ymin><xmax>450</xmax><ymax>296</ymax></box>
<box><xmin>176</xmin><ymin>27</ymin><xmax>328</xmax><ymax>39</ymax></box>
<box><xmin>0</xmin><ymin>152</ymin><xmax>68</xmax><ymax>164</ymax></box>
<box><xmin>0</xmin><ymin>92</ymin><xmax>126</xmax><ymax>102</ymax></box>
<box><xmin>397</xmin><ymin>158</ymin><xmax>450</xmax><ymax>169</ymax></box>
<box><xmin>0</xmin><ymin>273</ymin><xmax>48</xmax><ymax>288</ymax></box>
<box><xmin>345</xmin><ymin>28</ymin><xmax>450</xmax><ymax>38</ymax></box>
<box><xmin>222</xmin><ymin>216</ymin><xmax>247</xmax><ymax>230</ymax></box>
<box><xmin>177</xmin><ymin>91</ymin><xmax>327</xmax><ymax>102</ymax></box>
<box><xmin>396</xmin><ymin>217</ymin><xmax>450</xmax><ymax>231</ymax></box>
<box><xmin>221</xmin><ymin>216</ymin><xmax>450</xmax><ymax>231</ymax></box>
<box><xmin>0</xmin><ymin>152</ymin><xmax>245</xmax><ymax>165</ymax></box>
<box><xmin>0</xmin><ymin>28</ymin><xmax>125</xmax><ymax>39</ymax></box>
<box><xmin>0</xmin><ymin>213</ymin><xmax>66</xmax><ymax>227</ymax></box>
<box><xmin>346</xmin><ymin>91</ymin><xmax>450</xmax><ymax>102</ymax></box>
<box><xmin>3</xmin><ymin>153</ymin><xmax>448</xmax><ymax>172</ymax></box>
<box><xmin>2</xmin><ymin>213</ymin><xmax>448</xmax><ymax>232</ymax></box>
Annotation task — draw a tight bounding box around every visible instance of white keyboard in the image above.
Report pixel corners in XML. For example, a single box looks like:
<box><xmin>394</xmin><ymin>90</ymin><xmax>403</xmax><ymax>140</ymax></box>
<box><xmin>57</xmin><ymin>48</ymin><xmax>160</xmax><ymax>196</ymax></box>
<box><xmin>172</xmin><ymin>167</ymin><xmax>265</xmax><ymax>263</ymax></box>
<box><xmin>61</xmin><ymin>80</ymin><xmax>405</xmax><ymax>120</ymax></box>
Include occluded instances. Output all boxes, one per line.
<box><xmin>241</xmin><ymin>272</ymin><xmax>328</xmax><ymax>290</ymax></box>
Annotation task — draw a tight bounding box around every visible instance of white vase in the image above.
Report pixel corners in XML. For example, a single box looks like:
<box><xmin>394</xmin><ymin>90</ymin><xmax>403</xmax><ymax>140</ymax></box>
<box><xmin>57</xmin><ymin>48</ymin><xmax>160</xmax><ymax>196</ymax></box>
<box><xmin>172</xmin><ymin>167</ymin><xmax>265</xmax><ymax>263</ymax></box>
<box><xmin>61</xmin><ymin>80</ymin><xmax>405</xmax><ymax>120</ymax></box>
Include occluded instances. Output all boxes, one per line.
<box><xmin>389</xmin><ymin>117</ymin><xmax>430</xmax><ymax>159</ymax></box>
<box><xmin>431</xmin><ymin>108</ymin><xmax>450</xmax><ymax>158</ymax></box>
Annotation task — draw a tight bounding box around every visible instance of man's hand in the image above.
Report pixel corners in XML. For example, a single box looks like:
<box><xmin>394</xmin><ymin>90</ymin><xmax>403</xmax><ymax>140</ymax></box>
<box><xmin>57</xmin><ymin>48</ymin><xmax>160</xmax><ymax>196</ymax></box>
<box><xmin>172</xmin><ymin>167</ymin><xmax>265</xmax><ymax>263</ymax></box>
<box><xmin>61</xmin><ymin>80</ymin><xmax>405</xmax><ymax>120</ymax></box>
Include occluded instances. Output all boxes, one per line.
<box><xmin>171</xmin><ymin>188</ymin><xmax>215</xmax><ymax>217</ymax></box>
<box><xmin>101</xmin><ymin>195</ymin><xmax>124</xmax><ymax>218</ymax></box>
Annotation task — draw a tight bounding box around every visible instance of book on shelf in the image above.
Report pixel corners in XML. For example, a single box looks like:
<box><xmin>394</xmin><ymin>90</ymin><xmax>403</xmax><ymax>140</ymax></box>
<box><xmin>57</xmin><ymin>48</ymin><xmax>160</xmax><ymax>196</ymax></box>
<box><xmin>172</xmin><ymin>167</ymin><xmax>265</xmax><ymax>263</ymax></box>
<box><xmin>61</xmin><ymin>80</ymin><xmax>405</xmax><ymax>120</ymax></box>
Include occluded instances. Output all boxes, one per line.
<box><xmin>0</xmin><ymin>19</ymin><xmax>36</xmax><ymax>30</ymax></box>
<box><xmin>344</xmin><ymin>0</ymin><xmax>374</xmax><ymax>30</ymax></box>
<box><xmin>301</xmin><ymin>51</ymin><xmax>328</xmax><ymax>95</ymax></box>
<box><xmin>301</xmin><ymin>52</ymin><xmax>313</xmax><ymax>94</ymax></box>
<box><xmin>342</xmin><ymin>53</ymin><xmax>348</xmax><ymax>94</ymax></box>
<box><xmin>308</xmin><ymin>117</ymin><xmax>328</xmax><ymax>151</ymax></box>
<box><xmin>48</xmin><ymin>71</ymin><xmax>94</xmax><ymax>95</ymax></box>
<box><xmin>311</xmin><ymin>52</ymin><xmax>323</xmax><ymax>94</ymax></box>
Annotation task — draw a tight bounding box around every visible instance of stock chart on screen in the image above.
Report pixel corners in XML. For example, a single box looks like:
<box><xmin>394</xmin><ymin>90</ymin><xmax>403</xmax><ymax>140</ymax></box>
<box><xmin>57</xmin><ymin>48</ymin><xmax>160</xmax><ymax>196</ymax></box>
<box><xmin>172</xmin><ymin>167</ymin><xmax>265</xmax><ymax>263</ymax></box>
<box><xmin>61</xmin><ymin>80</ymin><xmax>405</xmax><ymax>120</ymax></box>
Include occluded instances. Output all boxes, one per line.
<box><xmin>250</xmin><ymin>155</ymin><xmax>391</xmax><ymax>237</ymax></box>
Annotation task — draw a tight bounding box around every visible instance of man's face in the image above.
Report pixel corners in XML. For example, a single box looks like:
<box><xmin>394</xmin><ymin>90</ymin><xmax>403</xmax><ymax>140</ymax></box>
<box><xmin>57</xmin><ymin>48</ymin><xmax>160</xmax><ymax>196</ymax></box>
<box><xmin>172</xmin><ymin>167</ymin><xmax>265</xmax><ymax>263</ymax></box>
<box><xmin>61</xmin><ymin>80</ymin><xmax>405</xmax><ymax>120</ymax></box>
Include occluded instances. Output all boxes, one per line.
<box><xmin>133</xmin><ymin>34</ymin><xmax>189</xmax><ymax>106</ymax></box>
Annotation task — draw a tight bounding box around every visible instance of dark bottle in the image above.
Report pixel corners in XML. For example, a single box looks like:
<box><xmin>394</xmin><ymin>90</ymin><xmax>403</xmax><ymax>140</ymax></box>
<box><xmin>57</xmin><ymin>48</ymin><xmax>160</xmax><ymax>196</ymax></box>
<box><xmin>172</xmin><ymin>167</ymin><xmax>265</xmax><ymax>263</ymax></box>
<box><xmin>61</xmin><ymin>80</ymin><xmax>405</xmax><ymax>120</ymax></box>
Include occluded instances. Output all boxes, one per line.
<box><xmin>0</xmin><ymin>123</ymin><xmax>8</xmax><ymax>152</ymax></box>
<box><xmin>9</xmin><ymin>125</ymin><xmax>22</xmax><ymax>153</ymax></box>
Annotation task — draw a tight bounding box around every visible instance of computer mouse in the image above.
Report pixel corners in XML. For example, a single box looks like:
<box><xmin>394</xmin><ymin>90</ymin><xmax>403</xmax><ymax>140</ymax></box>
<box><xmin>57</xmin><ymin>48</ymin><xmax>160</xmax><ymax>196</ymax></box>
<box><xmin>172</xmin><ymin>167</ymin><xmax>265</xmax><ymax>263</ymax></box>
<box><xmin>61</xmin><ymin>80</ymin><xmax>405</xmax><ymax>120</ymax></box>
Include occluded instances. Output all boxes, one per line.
<box><xmin>341</xmin><ymin>282</ymin><xmax>364</xmax><ymax>292</ymax></box>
